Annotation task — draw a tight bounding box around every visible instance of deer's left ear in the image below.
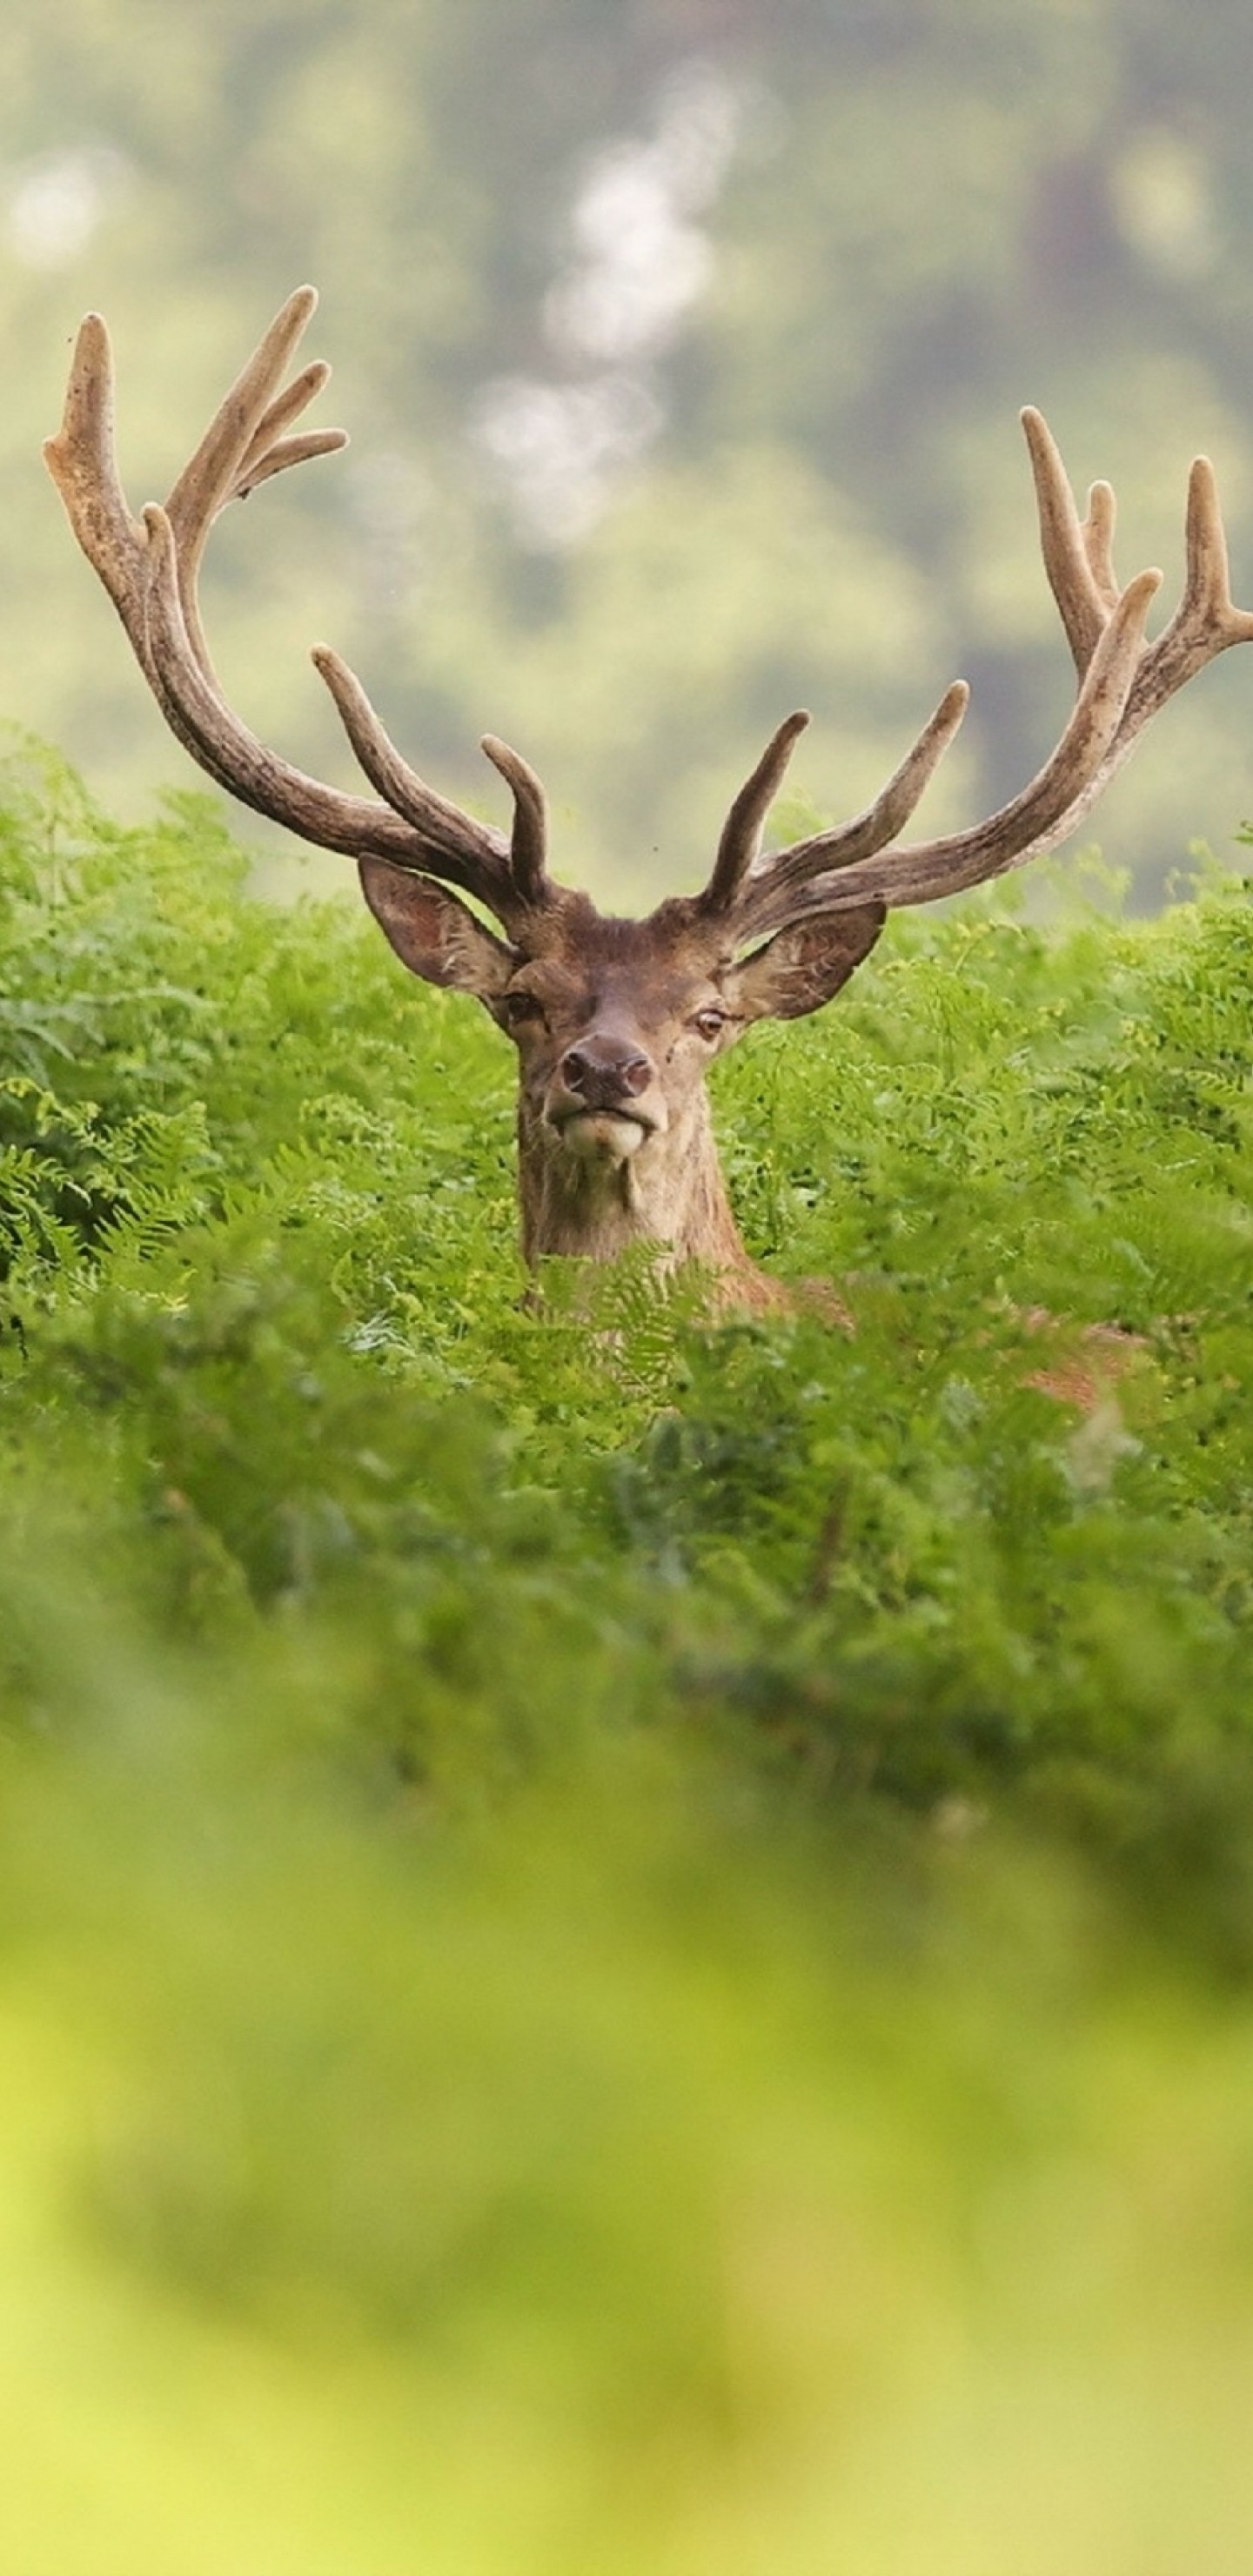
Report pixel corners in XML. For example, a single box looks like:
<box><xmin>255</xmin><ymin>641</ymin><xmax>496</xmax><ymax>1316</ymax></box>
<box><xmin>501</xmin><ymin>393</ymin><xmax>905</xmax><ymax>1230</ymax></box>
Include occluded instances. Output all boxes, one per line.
<box><xmin>358</xmin><ymin>858</ymin><xmax>519</xmax><ymax>1001</ymax></box>
<box><xmin>725</xmin><ymin>904</ymin><xmax>886</xmax><ymax>1023</ymax></box>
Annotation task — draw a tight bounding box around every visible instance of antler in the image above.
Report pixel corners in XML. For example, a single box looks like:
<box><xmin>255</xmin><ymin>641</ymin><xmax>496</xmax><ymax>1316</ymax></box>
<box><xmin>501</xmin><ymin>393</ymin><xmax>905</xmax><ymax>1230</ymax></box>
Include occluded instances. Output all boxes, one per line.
<box><xmin>49</xmin><ymin>312</ymin><xmax>1251</xmax><ymax>951</ymax></box>
<box><xmin>1017</xmin><ymin>403</ymin><xmax>1253</xmax><ymax>812</ymax></box>
<box><xmin>700</xmin><ymin>409</ymin><xmax>1253</xmax><ymax>943</ymax></box>
<box><xmin>44</xmin><ymin>288</ymin><xmax>557</xmax><ymax>937</ymax></box>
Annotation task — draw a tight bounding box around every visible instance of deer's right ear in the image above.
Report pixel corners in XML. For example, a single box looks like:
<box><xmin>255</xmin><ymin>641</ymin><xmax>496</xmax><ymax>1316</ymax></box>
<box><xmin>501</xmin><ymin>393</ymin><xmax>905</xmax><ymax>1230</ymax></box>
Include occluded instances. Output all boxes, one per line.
<box><xmin>358</xmin><ymin>860</ymin><xmax>518</xmax><ymax>1002</ymax></box>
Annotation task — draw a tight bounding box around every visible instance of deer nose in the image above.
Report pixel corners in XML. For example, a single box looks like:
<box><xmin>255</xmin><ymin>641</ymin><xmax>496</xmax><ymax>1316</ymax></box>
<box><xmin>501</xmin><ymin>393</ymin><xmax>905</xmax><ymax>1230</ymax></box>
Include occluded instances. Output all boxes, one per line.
<box><xmin>560</xmin><ymin>1038</ymin><xmax>653</xmax><ymax>1106</ymax></box>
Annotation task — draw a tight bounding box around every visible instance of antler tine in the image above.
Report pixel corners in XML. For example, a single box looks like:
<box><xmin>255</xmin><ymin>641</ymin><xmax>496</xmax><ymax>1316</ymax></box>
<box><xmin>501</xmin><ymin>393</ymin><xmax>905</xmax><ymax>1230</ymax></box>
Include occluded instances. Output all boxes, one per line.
<box><xmin>480</xmin><ymin>735</ymin><xmax>551</xmax><ymax>909</ymax></box>
<box><xmin>701</xmin><ymin>711</ymin><xmax>812</xmax><ymax>916</ymax></box>
<box><xmin>164</xmin><ymin>289</ymin><xmax>318</xmax><ymax>544</ymax></box>
<box><xmin>236</xmin><ymin>359</ymin><xmax>335</xmax><ymax>484</ymax></box>
<box><xmin>1083</xmin><ymin>478</ymin><xmax>1119</xmax><ymax>608</ymax></box>
<box><xmin>1183</xmin><ymin>453</ymin><xmax>1243</xmax><ymax>622</ymax></box>
<box><xmin>312</xmin><ymin>646</ymin><xmax>539</xmax><ymax>918</ymax></box>
<box><xmin>725</xmin><ymin>680</ymin><xmax>970</xmax><ymax>943</ymax></box>
<box><xmin>312</xmin><ymin>653</ymin><xmax>558</xmax><ymax>927</ymax></box>
<box><xmin>44</xmin><ymin>312</ymin><xmax>148</xmax><ymax>651</ymax></box>
<box><xmin>1022</xmin><ymin>404</ymin><xmax>1114</xmax><ymax>676</ymax></box>
<box><xmin>1129</xmin><ymin>453</ymin><xmax>1253</xmax><ymax>719</ymax></box>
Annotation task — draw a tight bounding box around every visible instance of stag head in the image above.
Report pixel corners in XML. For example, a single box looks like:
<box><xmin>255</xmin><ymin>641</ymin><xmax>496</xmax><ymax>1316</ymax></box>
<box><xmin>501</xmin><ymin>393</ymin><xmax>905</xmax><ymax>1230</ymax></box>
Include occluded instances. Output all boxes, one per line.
<box><xmin>358</xmin><ymin>842</ymin><xmax>885</xmax><ymax>1286</ymax></box>
<box><xmin>45</xmin><ymin>288</ymin><xmax>1253</xmax><ymax>1311</ymax></box>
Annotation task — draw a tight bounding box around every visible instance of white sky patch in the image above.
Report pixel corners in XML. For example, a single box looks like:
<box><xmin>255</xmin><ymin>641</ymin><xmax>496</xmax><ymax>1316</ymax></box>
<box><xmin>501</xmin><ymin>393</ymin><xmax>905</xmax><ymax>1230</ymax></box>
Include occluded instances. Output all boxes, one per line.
<box><xmin>471</xmin><ymin>372</ymin><xmax>663</xmax><ymax>547</ymax></box>
<box><xmin>5</xmin><ymin>146</ymin><xmax>129</xmax><ymax>268</ymax></box>
<box><xmin>545</xmin><ymin>62</ymin><xmax>743</xmax><ymax>366</ymax></box>
<box><xmin>473</xmin><ymin>62</ymin><xmax>753</xmax><ymax>547</ymax></box>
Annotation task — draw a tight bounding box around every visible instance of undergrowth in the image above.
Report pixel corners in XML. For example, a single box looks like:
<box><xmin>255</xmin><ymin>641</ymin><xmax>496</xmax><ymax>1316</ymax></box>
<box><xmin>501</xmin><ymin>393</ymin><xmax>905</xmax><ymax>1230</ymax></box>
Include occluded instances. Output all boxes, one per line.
<box><xmin>3</xmin><ymin>740</ymin><xmax>1253</xmax><ymax>2574</ymax></box>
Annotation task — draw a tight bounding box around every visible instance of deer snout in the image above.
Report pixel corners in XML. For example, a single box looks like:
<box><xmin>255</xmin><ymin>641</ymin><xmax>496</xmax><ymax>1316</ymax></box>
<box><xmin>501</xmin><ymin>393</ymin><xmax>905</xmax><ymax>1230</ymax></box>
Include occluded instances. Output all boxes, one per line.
<box><xmin>551</xmin><ymin>1034</ymin><xmax>661</xmax><ymax>1161</ymax></box>
<box><xmin>559</xmin><ymin>1039</ymin><xmax>654</xmax><ymax>1109</ymax></box>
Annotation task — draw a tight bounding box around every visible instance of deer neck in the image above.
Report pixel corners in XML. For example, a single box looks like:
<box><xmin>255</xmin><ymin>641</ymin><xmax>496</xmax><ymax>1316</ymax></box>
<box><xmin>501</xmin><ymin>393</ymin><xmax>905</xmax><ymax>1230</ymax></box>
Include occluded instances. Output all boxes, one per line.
<box><xmin>517</xmin><ymin>1085</ymin><xmax>764</xmax><ymax>1293</ymax></box>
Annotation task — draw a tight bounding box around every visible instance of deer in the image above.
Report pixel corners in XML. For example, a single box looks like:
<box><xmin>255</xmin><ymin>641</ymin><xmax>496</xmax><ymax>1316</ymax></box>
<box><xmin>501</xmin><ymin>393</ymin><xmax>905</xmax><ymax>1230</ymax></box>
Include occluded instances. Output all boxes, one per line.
<box><xmin>44</xmin><ymin>286</ymin><xmax>1253</xmax><ymax>1318</ymax></box>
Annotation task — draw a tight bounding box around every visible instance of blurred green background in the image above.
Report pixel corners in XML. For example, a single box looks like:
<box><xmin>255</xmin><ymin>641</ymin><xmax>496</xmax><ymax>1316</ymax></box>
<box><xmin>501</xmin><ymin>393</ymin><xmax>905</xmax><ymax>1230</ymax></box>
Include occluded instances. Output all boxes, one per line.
<box><xmin>8</xmin><ymin>0</ymin><xmax>1253</xmax><ymax>901</ymax></box>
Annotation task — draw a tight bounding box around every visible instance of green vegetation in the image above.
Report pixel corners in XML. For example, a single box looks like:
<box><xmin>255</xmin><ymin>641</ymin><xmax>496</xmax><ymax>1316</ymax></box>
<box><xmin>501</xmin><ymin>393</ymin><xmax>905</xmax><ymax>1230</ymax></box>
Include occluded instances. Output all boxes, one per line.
<box><xmin>3</xmin><ymin>743</ymin><xmax>1253</xmax><ymax>2570</ymax></box>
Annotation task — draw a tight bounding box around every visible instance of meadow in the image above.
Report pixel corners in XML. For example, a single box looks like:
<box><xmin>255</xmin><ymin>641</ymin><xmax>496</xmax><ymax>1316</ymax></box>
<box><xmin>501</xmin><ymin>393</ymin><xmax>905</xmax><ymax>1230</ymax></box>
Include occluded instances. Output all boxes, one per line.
<box><xmin>3</xmin><ymin>735</ymin><xmax>1253</xmax><ymax>2573</ymax></box>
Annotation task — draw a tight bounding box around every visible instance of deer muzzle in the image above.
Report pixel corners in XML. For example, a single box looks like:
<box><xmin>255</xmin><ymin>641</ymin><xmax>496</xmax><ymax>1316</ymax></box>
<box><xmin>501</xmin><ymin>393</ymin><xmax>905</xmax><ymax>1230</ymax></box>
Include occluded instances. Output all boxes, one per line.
<box><xmin>549</xmin><ymin>1036</ymin><xmax>662</xmax><ymax>1160</ymax></box>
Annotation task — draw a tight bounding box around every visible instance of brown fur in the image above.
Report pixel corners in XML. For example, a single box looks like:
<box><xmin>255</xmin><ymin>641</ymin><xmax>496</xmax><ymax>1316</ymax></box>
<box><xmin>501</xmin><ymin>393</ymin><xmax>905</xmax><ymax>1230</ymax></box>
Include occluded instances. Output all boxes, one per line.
<box><xmin>358</xmin><ymin>873</ymin><xmax>882</xmax><ymax>1311</ymax></box>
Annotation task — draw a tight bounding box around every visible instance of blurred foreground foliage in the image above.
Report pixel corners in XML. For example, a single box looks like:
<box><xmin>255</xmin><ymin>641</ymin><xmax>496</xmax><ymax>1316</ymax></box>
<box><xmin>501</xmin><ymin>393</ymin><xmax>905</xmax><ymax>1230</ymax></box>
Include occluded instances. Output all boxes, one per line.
<box><xmin>3</xmin><ymin>745</ymin><xmax>1253</xmax><ymax>2571</ymax></box>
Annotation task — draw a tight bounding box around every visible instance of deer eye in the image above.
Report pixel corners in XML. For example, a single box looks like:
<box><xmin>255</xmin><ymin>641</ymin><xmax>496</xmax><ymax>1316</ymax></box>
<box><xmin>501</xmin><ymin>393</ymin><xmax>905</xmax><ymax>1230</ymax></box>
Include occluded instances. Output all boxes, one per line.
<box><xmin>690</xmin><ymin>1007</ymin><xmax>729</xmax><ymax>1042</ymax></box>
<box><xmin>500</xmin><ymin>989</ymin><xmax>545</xmax><ymax>1030</ymax></box>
